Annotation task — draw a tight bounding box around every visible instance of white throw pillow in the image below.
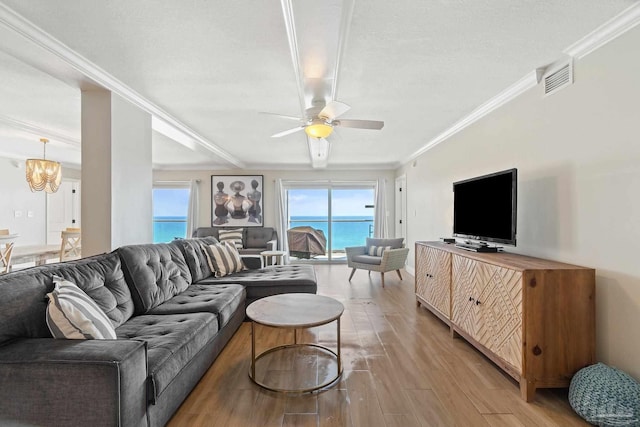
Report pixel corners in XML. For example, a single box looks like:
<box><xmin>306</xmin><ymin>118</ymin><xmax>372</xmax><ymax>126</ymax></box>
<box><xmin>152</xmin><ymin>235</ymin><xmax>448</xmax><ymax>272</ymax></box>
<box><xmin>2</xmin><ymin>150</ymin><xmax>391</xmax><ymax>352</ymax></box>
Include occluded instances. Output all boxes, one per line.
<box><xmin>46</xmin><ymin>276</ymin><xmax>117</xmax><ymax>339</ymax></box>
<box><xmin>368</xmin><ymin>245</ymin><xmax>391</xmax><ymax>257</ymax></box>
<box><xmin>203</xmin><ymin>241</ymin><xmax>246</xmax><ymax>277</ymax></box>
<box><xmin>218</xmin><ymin>228</ymin><xmax>244</xmax><ymax>249</ymax></box>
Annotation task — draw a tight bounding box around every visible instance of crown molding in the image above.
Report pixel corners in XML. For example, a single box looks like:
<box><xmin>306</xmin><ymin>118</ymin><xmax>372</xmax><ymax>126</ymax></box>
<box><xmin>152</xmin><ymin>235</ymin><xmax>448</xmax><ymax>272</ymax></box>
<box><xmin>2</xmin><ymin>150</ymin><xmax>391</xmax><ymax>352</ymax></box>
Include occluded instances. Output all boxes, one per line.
<box><xmin>403</xmin><ymin>70</ymin><xmax>538</xmax><ymax>165</ymax></box>
<box><xmin>564</xmin><ymin>3</ymin><xmax>640</xmax><ymax>59</ymax></box>
<box><xmin>402</xmin><ymin>3</ymin><xmax>640</xmax><ymax>168</ymax></box>
<box><xmin>0</xmin><ymin>3</ymin><xmax>244</xmax><ymax>169</ymax></box>
<box><xmin>0</xmin><ymin>114</ymin><xmax>80</xmax><ymax>147</ymax></box>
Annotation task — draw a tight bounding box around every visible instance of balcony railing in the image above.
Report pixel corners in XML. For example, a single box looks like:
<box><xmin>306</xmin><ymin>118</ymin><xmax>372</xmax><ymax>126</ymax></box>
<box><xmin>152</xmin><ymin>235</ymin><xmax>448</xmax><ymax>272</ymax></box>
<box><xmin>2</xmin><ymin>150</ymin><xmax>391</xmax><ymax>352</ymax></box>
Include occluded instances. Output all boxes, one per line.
<box><xmin>288</xmin><ymin>217</ymin><xmax>374</xmax><ymax>257</ymax></box>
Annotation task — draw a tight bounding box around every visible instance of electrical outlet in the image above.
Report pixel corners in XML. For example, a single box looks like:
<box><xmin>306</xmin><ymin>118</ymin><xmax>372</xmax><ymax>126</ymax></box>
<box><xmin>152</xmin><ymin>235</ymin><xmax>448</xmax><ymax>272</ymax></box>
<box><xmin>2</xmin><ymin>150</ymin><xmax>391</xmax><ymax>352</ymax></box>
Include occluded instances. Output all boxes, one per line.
<box><xmin>27</xmin><ymin>211</ymin><xmax>34</xmax><ymax>218</ymax></box>
<box><xmin>14</xmin><ymin>210</ymin><xmax>22</xmax><ymax>218</ymax></box>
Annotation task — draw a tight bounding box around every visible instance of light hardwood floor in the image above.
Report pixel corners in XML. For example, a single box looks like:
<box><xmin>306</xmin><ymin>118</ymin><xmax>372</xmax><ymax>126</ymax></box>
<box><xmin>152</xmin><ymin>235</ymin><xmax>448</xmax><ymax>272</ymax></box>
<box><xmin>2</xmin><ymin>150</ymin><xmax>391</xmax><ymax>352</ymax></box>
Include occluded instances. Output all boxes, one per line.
<box><xmin>167</xmin><ymin>264</ymin><xmax>588</xmax><ymax>427</ymax></box>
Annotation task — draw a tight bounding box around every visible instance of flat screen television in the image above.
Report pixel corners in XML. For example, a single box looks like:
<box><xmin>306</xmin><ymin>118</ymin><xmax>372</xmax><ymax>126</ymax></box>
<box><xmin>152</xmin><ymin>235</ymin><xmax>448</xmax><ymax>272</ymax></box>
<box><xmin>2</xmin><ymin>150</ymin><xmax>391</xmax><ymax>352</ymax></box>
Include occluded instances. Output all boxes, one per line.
<box><xmin>453</xmin><ymin>168</ymin><xmax>517</xmax><ymax>246</ymax></box>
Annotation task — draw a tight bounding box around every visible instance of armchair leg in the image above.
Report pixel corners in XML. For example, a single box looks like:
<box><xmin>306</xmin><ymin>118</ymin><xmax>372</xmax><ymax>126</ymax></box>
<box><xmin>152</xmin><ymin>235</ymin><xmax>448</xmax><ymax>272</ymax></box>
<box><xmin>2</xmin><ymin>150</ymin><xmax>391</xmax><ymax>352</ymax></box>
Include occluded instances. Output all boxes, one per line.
<box><xmin>396</xmin><ymin>270</ymin><xmax>403</xmax><ymax>280</ymax></box>
<box><xmin>381</xmin><ymin>272</ymin><xmax>385</xmax><ymax>288</ymax></box>
<box><xmin>348</xmin><ymin>268</ymin><xmax>357</xmax><ymax>282</ymax></box>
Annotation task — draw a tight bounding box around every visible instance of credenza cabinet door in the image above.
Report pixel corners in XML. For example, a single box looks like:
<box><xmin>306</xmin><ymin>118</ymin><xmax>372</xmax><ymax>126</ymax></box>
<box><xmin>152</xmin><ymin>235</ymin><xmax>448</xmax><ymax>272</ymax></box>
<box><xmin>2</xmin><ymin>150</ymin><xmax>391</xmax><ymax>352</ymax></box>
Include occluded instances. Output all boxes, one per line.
<box><xmin>451</xmin><ymin>254</ymin><xmax>482</xmax><ymax>338</ymax></box>
<box><xmin>415</xmin><ymin>244</ymin><xmax>451</xmax><ymax>319</ymax></box>
<box><xmin>452</xmin><ymin>254</ymin><xmax>523</xmax><ymax>372</ymax></box>
<box><xmin>478</xmin><ymin>262</ymin><xmax>523</xmax><ymax>373</ymax></box>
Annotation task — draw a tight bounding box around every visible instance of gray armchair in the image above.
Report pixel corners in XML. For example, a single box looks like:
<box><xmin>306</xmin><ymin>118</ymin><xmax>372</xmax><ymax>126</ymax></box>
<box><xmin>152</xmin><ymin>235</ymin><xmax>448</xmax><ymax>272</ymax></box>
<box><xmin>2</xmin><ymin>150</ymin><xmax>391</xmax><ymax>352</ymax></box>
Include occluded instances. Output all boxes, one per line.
<box><xmin>345</xmin><ymin>237</ymin><xmax>409</xmax><ymax>287</ymax></box>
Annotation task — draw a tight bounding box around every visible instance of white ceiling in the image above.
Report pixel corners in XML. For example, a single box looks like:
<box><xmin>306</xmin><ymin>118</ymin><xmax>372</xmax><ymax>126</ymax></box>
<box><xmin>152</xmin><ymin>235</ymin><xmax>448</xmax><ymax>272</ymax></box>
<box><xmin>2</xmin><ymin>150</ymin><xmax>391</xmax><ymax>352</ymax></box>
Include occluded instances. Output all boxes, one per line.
<box><xmin>0</xmin><ymin>1</ymin><xmax>636</xmax><ymax>170</ymax></box>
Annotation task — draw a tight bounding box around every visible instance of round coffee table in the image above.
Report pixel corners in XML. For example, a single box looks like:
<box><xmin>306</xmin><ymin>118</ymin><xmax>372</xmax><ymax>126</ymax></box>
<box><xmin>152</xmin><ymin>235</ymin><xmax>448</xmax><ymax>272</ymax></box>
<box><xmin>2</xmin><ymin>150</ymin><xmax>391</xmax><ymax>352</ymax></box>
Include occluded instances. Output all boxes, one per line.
<box><xmin>246</xmin><ymin>293</ymin><xmax>344</xmax><ymax>393</ymax></box>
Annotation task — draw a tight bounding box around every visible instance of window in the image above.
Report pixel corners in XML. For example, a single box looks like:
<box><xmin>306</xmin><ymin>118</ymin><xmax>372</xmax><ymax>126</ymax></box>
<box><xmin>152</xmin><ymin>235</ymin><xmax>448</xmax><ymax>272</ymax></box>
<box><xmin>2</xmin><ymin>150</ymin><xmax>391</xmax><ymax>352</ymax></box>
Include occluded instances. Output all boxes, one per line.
<box><xmin>286</xmin><ymin>182</ymin><xmax>375</xmax><ymax>261</ymax></box>
<box><xmin>153</xmin><ymin>186</ymin><xmax>190</xmax><ymax>243</ymax></box>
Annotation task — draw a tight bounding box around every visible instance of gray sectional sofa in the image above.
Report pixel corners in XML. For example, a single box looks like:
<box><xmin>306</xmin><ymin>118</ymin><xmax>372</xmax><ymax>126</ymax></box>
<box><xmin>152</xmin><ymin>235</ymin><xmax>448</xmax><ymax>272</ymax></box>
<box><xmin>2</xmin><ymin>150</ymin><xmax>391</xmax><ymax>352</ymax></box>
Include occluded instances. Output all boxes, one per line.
<box><xmin>0</xmin><ymin>236</ymin><xmax>317</xmax><ymax>427</ymax></box>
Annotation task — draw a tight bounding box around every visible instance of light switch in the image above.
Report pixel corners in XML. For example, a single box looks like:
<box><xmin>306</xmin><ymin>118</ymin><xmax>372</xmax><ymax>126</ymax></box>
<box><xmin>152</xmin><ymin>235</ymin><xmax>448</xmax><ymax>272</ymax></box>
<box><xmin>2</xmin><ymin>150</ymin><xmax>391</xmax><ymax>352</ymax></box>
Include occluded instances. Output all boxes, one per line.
<box><xmin>27</xmin><ymin>211</ymin><xmax>34</xmax><ymax>218</ymax></box>
<box><xmin>14</xmin><ymin>210</ymin><xmax>22</xmax><ymax>218</ymax></box>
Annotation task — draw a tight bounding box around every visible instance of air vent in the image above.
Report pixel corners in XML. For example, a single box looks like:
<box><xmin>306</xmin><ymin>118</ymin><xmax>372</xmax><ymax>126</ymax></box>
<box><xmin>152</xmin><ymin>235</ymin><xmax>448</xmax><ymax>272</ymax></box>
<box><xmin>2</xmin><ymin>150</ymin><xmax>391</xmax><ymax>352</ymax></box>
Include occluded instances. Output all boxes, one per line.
<box><xmin>544</xmin><ymin>61</ymin><xmax>573</xmax><ymax>96</ymax></box>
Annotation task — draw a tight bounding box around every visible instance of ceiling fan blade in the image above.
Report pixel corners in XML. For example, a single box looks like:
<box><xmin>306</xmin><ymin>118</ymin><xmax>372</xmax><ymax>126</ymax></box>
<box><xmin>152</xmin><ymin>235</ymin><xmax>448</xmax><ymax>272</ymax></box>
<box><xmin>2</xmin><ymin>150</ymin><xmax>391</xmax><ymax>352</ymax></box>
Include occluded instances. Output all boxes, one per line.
<box><xmin>259</xmin><ymin>112</ymin><xmax>303</xmax><ymax>121</ymax></box>
<box><xmin>318</xmin><ymin>101</ymin><xmax>351</xmax><ymax>121</ymax></box>
<box><xmin>271</xmin><ymin>126</ymin><xmax>305</xmax><ymax>138</ymax></box>
<box><xmin>333</xmin><ymin>119</ymin><xmax>384</xmax><ymax>130</ymax></box>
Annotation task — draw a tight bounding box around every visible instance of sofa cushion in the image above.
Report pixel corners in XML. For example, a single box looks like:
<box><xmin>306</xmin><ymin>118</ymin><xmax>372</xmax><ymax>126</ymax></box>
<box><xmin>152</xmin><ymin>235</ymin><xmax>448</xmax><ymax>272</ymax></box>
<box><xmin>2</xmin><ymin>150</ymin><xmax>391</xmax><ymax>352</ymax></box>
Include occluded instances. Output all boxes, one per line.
<box><xmin>245</xmin><ymin>228</ymin><xmax>275</xmax><ymax>249</ymax></box>
<box><xmin>118</xmin><ymin>243</ymin><xmax>192</xmax><ymax>314</ymax></box>
<box><xmin>46</xmin><ymin>276</ymin><xmax>117</xmax><ymax>340</ymax></box>
<box><xmin>218</xmin><ymin>228</ymin><xmax>243</xmax><ymax>249</ymax></box>
<box><xmin>197</xmin><ymin>264</ymin><xmax>317</xmax><ymax>304</ymax></box>
<box><xmin>203</xmin><ymin>242</ymin><xmax>246</xmax><ymax>277</ymax></box>
<box><xmin>171</xmin><ymin>237</ymin><xmax>219</xmax><ymax>282</ymax></box>
<box><xmin>116</xmin><ymin>312</ymin><xmax>218</xmax><ymax>401</ymax></box>
<box><xmin>52</xmin><ymin>251</ymin><xmax>135</xmax><ymax>328</ymax></box>
<box><xmin>146</xmin><ymin>284</ymin><xmax>245</xmax><ymax>328</ymax></box>
<box><xmin>366</xmin><ymin>237</ymin><xmax>404</xmax><ymax>250</ymax></box>
<box><xmin>0</xmin><ymin>252</ymin><xmax>133</xmax><ymax>345</ymax></box>
<box><xmin>351</xmin><ymin>254</ymin><xmax>383</xmax><ymax>265</ymax></box>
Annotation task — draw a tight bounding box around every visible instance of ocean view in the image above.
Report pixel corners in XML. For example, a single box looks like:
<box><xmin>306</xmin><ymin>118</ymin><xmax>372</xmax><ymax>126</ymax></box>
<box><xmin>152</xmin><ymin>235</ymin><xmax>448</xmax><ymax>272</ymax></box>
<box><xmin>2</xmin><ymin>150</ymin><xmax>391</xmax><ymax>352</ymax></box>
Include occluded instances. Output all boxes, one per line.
<box><xmin>153</xmin><ymin>215</ymin><xmax>374</xmax><ymax>249</ymax></box>
<box><xmin>153</xmin><ymin>216</ymin><xmax>188</xmax><ymax>243</ymax></box>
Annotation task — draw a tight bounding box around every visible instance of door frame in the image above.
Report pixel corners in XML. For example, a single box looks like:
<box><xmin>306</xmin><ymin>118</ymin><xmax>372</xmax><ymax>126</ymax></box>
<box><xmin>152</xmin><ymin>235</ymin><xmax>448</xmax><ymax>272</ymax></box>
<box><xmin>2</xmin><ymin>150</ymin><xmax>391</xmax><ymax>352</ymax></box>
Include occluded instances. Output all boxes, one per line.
<box><xmin>395</xmin><ymin>175</ymin><xmax>407</xmax><ymax>240</ymax></box>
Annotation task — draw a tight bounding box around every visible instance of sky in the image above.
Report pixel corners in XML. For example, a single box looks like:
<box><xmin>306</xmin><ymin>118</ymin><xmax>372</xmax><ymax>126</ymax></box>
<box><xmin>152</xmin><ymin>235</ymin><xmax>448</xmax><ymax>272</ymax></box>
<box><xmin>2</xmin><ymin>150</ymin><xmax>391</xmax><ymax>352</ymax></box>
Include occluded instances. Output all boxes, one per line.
<box><xmin>153</xmin><ymin>188</ymin><xmax>190</xmax><ymax>217</ymax></box>
<box><xmin>288</xmin><ymin>188</ymin><xmax>374</xmax><ymax>217</ymax></box>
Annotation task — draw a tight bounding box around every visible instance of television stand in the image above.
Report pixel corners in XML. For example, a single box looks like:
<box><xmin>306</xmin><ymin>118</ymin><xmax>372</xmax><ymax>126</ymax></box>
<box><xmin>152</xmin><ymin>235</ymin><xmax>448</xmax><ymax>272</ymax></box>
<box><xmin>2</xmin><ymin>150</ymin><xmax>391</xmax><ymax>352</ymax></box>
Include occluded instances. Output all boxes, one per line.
<box><xmin>455</xmin><ymin>242</ymin><xmax>500</xmax><ymax>253</ymax></box>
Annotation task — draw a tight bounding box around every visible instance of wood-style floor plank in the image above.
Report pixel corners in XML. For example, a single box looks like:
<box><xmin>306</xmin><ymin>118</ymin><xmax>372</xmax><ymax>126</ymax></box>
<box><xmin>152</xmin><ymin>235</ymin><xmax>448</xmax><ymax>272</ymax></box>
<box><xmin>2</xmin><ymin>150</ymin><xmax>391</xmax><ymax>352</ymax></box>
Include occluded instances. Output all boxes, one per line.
<box><xmin>167</xmin><ymin>264</ymin><xmax>588</xmax><ymax>427</ymax></box>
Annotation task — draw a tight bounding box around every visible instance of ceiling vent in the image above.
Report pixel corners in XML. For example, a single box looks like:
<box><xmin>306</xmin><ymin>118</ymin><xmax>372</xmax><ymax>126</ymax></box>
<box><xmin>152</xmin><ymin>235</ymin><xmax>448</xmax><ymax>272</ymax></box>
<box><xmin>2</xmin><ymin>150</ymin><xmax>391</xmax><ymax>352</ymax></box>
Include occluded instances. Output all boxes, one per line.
<box><xmin>543</xmin><ymin>60</ymin><xmax>573</xmax><ymax>96</ymax></box>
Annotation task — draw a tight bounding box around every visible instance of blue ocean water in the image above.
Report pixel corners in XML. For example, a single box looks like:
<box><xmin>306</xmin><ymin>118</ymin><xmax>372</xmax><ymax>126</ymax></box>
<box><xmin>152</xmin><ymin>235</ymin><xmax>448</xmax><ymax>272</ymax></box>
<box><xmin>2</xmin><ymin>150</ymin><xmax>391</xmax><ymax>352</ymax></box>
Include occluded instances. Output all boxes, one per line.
<box><xmin>153</xmin><ymin>216</ymin><xmax>188</xmax><ymax>243</ymax></box>
<box><xmin>290</xmin><ymin>216</ymin><xmax>374</xmax><ymax>250</ymax></box>
<box><xmin>152</xmin><ymin>215</ymin><xmax>374</xmax><ymax>249</ymax></box>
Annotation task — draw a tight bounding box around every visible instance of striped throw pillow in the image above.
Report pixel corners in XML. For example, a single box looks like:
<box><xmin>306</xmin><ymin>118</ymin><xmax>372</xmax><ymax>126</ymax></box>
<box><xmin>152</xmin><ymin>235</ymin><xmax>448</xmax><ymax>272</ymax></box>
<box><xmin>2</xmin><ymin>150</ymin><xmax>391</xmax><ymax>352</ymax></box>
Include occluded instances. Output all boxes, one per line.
<box><xmin>203</xmin><ymin>241</ymin><xmax>246</xmax><ymax>277</ymax></box>
<box><xmin>368</xmin><ymin>245</ymin><xmax>391</xmax><ymax>257</ymax></box>
<box><xmin>46</xmin><ymin>276</ymin><xmax>117</xmax><ymax>340</ymax></box>
<box><xmin>218</xmin><ymin>228</ymin><xmax>244</xmax><ymax>249</ymax></box>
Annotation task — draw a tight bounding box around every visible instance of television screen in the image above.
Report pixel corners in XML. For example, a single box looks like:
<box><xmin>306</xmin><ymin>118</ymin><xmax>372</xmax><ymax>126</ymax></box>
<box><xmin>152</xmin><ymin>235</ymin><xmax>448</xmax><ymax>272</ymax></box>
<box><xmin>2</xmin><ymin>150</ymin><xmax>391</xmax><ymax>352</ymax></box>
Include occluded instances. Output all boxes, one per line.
<box><xmin>453</xmin><ymin>168</ymin><xmax>517</xmax><ymax>246</ymax></box>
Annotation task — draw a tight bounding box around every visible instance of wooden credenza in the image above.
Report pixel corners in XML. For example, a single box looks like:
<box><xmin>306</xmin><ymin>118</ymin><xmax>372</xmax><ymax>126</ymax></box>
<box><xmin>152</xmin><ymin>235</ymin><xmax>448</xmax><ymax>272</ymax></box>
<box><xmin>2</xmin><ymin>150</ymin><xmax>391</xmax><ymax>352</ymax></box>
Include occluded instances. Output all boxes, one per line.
<box><xmin>415</xmin><ymin>241</ymin><xmax>595</xmax><ymax>401</ymax></box>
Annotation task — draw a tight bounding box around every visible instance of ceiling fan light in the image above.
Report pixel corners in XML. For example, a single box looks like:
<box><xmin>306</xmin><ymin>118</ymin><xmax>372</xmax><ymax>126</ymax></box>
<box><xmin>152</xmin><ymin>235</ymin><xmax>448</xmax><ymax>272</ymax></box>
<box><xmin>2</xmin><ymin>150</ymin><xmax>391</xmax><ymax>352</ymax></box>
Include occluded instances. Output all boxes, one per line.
<box><xmin>305</xmin><ymin>123</ymin><xmax>333</xmax><ymax>139</ymax></box>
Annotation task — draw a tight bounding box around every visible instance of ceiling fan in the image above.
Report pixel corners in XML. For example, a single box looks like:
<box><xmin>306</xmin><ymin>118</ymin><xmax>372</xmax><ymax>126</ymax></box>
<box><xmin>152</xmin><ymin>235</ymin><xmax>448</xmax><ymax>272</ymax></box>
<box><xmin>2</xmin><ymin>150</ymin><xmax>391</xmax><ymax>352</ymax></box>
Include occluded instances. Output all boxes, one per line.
<box><xmin>262</xmin><ymin>101</ymin><xmax>384</xmax><ymax>139</ymax></box>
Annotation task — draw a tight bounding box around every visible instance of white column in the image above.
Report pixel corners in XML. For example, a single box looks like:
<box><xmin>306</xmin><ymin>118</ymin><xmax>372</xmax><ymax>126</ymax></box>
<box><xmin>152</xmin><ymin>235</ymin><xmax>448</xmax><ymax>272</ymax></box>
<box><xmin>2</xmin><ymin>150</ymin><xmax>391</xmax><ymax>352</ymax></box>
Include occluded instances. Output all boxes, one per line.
<box><xmin>81</xmin><ymin>90</ymin><xmax>152</xmax><ymax>256</ymax></box>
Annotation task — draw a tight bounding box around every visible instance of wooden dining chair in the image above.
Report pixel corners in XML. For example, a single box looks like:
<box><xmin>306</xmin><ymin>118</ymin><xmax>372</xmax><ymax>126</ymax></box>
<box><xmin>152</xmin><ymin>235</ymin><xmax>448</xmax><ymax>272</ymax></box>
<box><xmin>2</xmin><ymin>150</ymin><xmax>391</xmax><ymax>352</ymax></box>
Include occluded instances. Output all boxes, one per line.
<box><xmin>60</xmin><ymin>229</ymin><xmax>81</xmax><ymax>262</ymax></box>
<box><xmin>0</xmin><ymin>229</ymin><xmax>17</xmax><ymax>273</ymax></box>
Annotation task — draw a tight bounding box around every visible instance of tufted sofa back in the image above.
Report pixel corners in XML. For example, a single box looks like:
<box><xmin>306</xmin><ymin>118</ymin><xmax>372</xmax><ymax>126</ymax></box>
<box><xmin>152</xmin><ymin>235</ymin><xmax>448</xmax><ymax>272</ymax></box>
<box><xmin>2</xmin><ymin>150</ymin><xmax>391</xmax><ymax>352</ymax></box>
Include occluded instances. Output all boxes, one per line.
<box><xmin>0</xmin><ymin>251</ymin><xmax>134</xmax><ymax>345</ymax></box>
<box><xmin>170</xmin><ymin>237</ymin><xmax>218</xmax><ymax>282</ymax></box>
<box><xmin>118</xmin><ymin>243</ymin><xmax>192</xmax><ymax>314</ymax></box>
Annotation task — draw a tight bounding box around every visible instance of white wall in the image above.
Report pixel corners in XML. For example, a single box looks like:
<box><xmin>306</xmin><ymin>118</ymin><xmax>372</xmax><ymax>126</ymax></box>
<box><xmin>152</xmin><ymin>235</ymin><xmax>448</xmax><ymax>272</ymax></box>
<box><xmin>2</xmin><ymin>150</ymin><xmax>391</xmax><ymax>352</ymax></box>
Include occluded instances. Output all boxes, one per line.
<box><xmin>82</xmin><ymin>90</ymin><xmax>152</xmax><ymax>255</ymax></box>
<box><xmin>153</xmin><ymin>168</ymin><xmax>396</xmax><ymax>233</ymax></box>
<box><xmin>0</xmin><ymin>157</ymin><xmax>46</xmax><ymax>244</ymax></box>
<box><xmin>110</xmin><ymin>94</ymin><xmax>153</xmax><ymax>248</ymax></box>
<box><xmin>0</xmin><ymin>157</ymin><xmax>82</xmax><ymax>245</ymax></box>
<box><xmin>397</xmin><ymin>25</ymin><xmax>640</xmax><ymax>379</ymax></box>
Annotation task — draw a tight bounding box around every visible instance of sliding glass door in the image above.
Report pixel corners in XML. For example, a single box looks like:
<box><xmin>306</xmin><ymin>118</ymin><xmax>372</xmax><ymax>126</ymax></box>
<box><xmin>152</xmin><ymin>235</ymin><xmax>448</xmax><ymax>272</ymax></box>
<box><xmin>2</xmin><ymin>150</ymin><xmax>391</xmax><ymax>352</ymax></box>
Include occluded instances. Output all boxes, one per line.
<box><xmin>286</xmin><ymin>183</ymin><xmax>375</xmax><ymax>262</ymax></box>
<box><xmin>330</xmin><ymin>188</ymin><xmax>374</xmax><ymax>260</ymax></box>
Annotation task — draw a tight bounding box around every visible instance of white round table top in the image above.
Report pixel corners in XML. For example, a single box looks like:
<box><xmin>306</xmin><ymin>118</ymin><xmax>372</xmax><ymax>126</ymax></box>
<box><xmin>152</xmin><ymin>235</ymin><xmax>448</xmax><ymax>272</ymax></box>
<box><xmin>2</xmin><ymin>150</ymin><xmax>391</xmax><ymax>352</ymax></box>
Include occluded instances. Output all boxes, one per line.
<box><xmin>246</xmin><ymin>293</ymin><xmax>344</xmax><ymax>328</ymax></box>
<box><xmin>260</xmin><ymin>250</ymin><xmax>287</xmax><ymax>256</ymax></box>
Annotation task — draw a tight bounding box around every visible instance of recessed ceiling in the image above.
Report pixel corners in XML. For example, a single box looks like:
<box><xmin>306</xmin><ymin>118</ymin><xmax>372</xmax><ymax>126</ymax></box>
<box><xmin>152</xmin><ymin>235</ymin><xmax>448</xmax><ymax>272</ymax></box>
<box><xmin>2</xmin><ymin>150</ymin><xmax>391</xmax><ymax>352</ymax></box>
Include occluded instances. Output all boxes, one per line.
<box><xmin>0</xmin><ymin>0</ymin><xmax>636</xmax><ymax>170</ymax></box>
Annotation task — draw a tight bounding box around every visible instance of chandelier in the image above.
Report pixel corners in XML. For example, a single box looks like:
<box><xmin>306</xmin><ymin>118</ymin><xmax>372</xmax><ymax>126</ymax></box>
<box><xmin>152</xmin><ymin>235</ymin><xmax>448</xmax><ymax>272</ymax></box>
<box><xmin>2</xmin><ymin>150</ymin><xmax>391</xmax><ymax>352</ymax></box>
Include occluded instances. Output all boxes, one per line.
<box><xmin>26</xmin><ymin>138</ymin><xmax>62</xmax><ymax>193</ymax></box>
